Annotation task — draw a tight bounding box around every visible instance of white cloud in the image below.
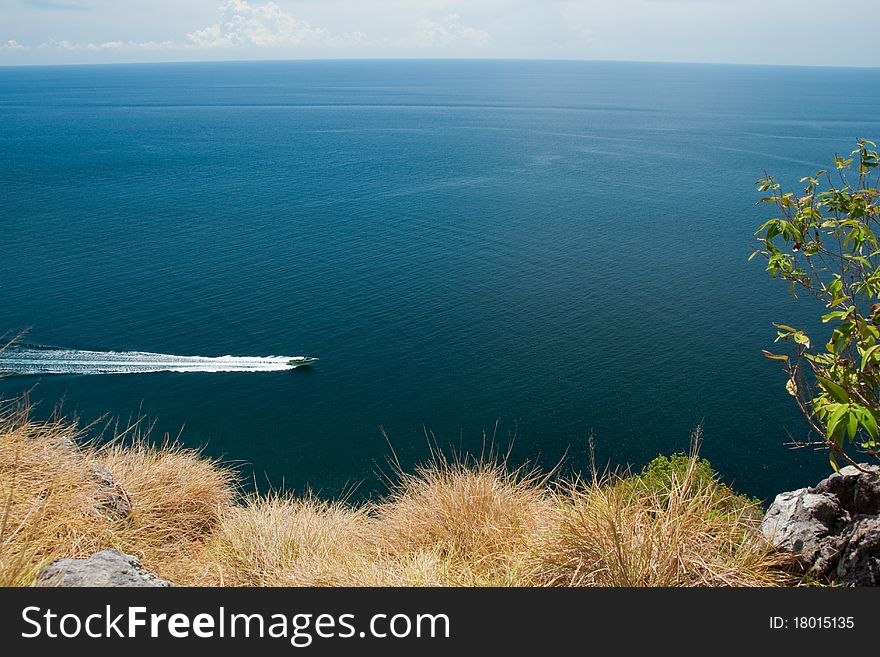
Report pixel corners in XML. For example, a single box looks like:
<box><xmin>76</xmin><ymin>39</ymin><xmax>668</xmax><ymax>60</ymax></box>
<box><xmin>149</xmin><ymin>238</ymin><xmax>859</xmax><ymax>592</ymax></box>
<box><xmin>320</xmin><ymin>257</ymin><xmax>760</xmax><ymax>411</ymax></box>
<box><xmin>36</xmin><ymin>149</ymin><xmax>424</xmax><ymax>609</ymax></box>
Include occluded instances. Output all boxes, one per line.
<box><xmin>1</xmin><ymin>0</ymin><xmax>878</xmax><ymax>66</ymax></box>
<box><xmin>3</xmin><ymin>1</ymin><xmax>490</xmax><ymax>59</ymax></box>
<box><xmin>185</xmin><ymin>0</ymin><xmax>365</xmax><ymax>49</ymax></box>
<box><xmin>36</xmin><ymin>38</ymin><xmax>173</xmax><ymax>51</ymax></box>
<box><xmin>5</xmin><ymin>1</ymin><xmax>358</xmax><ymax>54</ymax></box>
<box><xmin>89</xmin><ymin>40</ymin><xmax>174</xmax><ymax>51</ymax></box>
<box><xmin>402</xmin><ymin>13</ymin><xmax>490</xmax><ymax>48</ymax></box>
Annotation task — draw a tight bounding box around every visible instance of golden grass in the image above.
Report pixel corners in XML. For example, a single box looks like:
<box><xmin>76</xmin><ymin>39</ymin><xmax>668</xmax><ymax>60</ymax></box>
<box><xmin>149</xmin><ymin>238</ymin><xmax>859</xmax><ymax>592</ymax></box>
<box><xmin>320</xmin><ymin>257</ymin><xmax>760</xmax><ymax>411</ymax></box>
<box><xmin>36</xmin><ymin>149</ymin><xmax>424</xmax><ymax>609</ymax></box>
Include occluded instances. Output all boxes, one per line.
<box><xmin>537</xmin><ymin>452</ymin><xmax>794</xmax><ymax>587</ymax></box>
<box><xmin>0</xmin><ymin>409</ymin><xmax>113</xmax><ymax>585</ymax></box>
<box><xmin>372</xmin><ymin>453</ymin><xmax>553</xmax><ymax>585</ymax></box>
<box><xmin>187</xmin><ymin>495</ymin><xmax>374</xmax><ymax>586</ymax></box>
<box><xmin>93</xmin><ymin>435</ymin><xmax>235</xmax><ymax>578</ymax></box>
<box><xmin>0</xmin><ymin>405</ymin><xmax>797</xmax><ymax>587</ymax></box>
<box><xmin>0</xmin><ymin>406</ymin><xmax>235</xmax><ymax>585</ymax></box>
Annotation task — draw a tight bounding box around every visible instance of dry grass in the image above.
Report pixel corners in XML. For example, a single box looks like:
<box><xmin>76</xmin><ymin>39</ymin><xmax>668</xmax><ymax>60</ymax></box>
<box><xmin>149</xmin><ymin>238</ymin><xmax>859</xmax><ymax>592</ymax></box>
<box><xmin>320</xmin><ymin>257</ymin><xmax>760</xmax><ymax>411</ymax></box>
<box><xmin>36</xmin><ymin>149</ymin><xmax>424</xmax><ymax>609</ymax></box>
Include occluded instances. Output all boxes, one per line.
<box><xmin>0</xmin><ymin>405</ymin><xmax>797</xmax><ymax>587</ymax></box>
<box><xmin>93</xmin><ymin>434</ymin><xmax>235</xmax><ymax>579</ymax></box>
<box><xmin>537</xmin><ymin>449</ymin><xmax>794</xmax><ymax>587</ymax></box>
<box><xmin>372</xmin><ymin>452</ymin><xmax>553</xmax><ymax>585</ymax></box>
<box><xmin>0</xmin><ymin>407</ymin><xmax>113</xmax><ymax>585</ymax></box>
<box><xmin>0</xmin><ymin>406</ymin><xmax>235</xmax><ymax>585</ymax></box>
<box><xmin>186</xmin><ymin>495</ymin><xmax>374</xmax><ymax>586</ymax></box>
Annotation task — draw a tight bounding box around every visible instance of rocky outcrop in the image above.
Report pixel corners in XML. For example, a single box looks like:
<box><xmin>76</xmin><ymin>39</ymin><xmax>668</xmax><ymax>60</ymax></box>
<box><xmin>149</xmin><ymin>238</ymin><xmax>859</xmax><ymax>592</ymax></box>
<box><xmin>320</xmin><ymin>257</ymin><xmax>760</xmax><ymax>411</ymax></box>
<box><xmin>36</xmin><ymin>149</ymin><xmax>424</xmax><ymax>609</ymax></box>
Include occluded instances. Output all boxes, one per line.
<box><xmin>91</xmin><ymin>466</ymin><xmax>132</xmax><ymax>521</ymax></box>
<box><xmin>37</xmin><ymin>549</ymin><xmax>170</xmax><ymax>587</ymax></box>
<box><xmin>762</xmin><ymin>464</ymin><xmax>880</xmax><ymax>586</ymax></box>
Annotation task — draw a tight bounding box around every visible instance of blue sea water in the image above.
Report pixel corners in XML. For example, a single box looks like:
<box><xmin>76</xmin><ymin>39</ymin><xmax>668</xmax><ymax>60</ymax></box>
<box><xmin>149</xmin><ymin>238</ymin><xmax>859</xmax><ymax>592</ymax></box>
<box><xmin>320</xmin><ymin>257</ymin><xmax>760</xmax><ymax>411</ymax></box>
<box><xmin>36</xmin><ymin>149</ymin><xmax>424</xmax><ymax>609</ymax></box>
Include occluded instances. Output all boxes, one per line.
<box><xmin>2</xmin><ymin>60</ymin><xmax>879</xmax><ymax>501</ymax></box>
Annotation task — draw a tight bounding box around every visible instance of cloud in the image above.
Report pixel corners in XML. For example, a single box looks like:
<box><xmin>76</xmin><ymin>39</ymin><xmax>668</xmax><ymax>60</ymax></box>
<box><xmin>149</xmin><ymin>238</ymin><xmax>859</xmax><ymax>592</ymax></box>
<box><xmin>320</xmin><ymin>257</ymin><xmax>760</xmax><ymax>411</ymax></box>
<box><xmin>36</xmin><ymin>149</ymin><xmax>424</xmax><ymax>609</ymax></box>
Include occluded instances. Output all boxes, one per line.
<box><xmin>36</xmin><ymin>38</ymin><xmax>174</xmax><ymax>51</ymax></box>
<box><xmin>185</xmin><ymin>0</ymin><xmax>366</xmax><ymax>49</ymax></box>
<box><xmin>3</xmin><ymin>1</ymin><xmax>489</xmax><ymax>57</ymax></box>
<box><xmin>402</xmin><ymin>13</ymin><xmax>490</xmax><ymax>48</ymax></box>
<box><xmin>87</xmin><ymin>40</ymin><xmax>174</xmax><ymax>51</ymax></box>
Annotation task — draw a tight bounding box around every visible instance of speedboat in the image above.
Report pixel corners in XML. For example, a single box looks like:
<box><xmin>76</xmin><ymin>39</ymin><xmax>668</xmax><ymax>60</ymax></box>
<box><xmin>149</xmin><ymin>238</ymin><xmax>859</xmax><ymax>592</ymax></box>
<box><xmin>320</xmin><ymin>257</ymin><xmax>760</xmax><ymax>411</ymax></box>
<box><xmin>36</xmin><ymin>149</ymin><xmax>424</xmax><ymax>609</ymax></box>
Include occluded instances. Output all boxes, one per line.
<box><xmin>286</xmin><ymin>356</ymin><xmax>319</xmax><ymax>367</ymax></box>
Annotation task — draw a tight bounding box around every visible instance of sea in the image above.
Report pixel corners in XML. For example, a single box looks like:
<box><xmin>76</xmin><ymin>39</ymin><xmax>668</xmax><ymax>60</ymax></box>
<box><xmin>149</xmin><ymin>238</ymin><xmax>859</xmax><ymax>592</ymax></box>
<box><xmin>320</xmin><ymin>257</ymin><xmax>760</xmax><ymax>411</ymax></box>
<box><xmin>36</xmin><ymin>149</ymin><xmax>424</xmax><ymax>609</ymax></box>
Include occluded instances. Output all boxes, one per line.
<box><xmin>2</xmin><ymin>59</ymin><xmax>879</xmax><ymax>501</ymax></box>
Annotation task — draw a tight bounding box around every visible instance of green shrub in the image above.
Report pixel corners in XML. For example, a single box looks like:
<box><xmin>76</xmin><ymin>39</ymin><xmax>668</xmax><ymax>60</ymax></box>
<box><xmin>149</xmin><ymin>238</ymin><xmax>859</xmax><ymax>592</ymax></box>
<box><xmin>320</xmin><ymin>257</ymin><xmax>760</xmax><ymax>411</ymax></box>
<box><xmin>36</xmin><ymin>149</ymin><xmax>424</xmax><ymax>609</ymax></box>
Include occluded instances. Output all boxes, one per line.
<box><xmin>638</xmin><ymin>454</ymin><xmax>718</xmax><ymax>492</ymax></box>
<box><xmin>753</xmin><ymin>139</ymin><xmax>880</xmax><ymax>470</ymax></box>
<box><xmin>624</xmin><ymin>454</ymin><xmax>761</xmax><ymax>516</ymax></box>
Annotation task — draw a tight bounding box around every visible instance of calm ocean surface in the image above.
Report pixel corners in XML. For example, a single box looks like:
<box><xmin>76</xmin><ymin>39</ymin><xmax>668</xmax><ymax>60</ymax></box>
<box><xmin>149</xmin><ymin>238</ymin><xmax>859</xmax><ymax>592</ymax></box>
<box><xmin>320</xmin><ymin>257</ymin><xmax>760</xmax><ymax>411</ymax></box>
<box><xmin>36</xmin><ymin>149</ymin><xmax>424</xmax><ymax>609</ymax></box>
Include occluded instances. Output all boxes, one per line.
<box><xmin>2</xmin><ymin>60</ymin><xmax>879</xmax><ymax>501</ymax></box>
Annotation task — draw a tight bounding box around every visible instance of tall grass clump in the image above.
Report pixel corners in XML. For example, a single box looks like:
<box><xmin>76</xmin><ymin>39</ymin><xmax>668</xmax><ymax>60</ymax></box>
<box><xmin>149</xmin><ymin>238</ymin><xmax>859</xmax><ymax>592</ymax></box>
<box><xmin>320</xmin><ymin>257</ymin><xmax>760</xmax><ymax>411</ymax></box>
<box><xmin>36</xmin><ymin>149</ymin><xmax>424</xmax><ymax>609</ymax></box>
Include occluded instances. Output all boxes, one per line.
<box><xmin>187</xmin><ymin>494</ymin><xmax>374</xmax><ymax>587</ymax></box>
<box><xmin>0</xmin><ymin>404</ymin><xmax>236</xmax><ymax>585</ymax></box>
<box><xmin>93</xmin><ymin>433</ymin><xmax>236</xmax><ymax>579</ymax></box>
<box><xmin>372</xmin><ymin>448</ymin><xmax>555</xmax><ymax>585</ymax></box>
<box><xmin>537</xmin><ymin>432</ymin><xmax>795</xmax><ymax>587</ymax></box>
<box><xmin>0</xmin><ymin>404</ymin><xmax>113</xmax><ymax>585</ymax></box>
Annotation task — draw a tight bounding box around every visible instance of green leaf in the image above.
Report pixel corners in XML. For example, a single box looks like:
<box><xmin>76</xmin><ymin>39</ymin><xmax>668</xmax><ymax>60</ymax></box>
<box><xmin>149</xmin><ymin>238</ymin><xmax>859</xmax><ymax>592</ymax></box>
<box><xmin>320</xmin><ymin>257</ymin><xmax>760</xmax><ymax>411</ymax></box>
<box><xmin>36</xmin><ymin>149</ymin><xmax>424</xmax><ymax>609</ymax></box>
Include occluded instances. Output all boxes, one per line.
<box><xmin>792</xmin><ymin>331</ymin><xmax>811</xmax><ymax>346</ymax></box>
<box><xmin>822</xmin><ymin>311</ymin><xmax>847</xmax><ymax>323</ymax></box>
<box><xmin>826</xmin><ymin>403</ymin><xmax>849</xmax><ymax>440</ymax></box>
<box><xmin>847</xmin><ymin>411</ymin><xmax>859</xmax><ymax>440</ymax></box>
<box><xmin>860</xmin><ymin>409</ymin><xmax>879</xmax><ymax>441</ymax></box>
<box><xmin>829</xmin><ymin>451</ymin><xmax>840</xmax><ymax>472</ymax></box>
<box><xmin>817</xmin><ymin>376</ymin><xmax>849</xmax><ymax>403</ymax></box>
<box><xmin>860</xmin><ymin>344</ymin><xmax>880</xmax><ymax>370</ymax></box>
<box><xmin>773</xmin><ymin>323</ymin><xmax>799</xmax><ymax>333</ymax></box>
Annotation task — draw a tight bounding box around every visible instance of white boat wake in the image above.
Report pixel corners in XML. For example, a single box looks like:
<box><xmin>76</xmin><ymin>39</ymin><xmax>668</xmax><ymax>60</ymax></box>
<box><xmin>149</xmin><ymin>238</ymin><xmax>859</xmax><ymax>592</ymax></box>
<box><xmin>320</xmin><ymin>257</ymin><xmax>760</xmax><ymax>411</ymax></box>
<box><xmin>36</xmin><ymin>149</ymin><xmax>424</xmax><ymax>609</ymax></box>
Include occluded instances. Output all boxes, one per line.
<box><xmin>0</xmin><ymin>346</ymin><xmax>314</xmax><ymax>375</ymax></box>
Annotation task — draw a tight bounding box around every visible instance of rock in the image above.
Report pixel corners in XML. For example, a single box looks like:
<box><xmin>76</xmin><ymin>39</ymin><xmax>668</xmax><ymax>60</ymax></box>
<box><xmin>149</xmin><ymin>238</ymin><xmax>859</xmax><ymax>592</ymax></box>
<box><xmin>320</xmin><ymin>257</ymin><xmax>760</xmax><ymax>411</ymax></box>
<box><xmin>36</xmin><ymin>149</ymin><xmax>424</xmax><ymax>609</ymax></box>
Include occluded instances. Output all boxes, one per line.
<box><xmin>91</xmin><ymin>466</ymin><xmax>132</xmax><ymax>521</ymax></box>
<box><xmin>814</xmin><ymin>465</ymin><xmax>880</xmax><ymax>516</ymax></box>
<box><xmin>835</xmin><ymin>516</ymin><xmax>880</xmax><ymax>586</ymax></box>
<box><xmin>37</xmin><ymin>549</ymin><xmax>170</xmax><ymax>587</ymax></box>
<box><xmin>762</xmin><ymin>464</ymin><xmax>880</xmax><ymax>586</ymax></box>
<box><xmin>761</xmin><ymin>489</ymin><xmax>849</xmax><ymax>577</ymax></box>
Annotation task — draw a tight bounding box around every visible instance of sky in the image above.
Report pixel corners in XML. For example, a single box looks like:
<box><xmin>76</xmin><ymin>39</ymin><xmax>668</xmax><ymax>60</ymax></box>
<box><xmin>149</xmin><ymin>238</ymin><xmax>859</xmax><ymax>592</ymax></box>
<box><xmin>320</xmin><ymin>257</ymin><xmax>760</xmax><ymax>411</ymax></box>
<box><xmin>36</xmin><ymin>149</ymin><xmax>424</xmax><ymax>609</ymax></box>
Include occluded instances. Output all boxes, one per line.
<box><xmin>0</xmin><ymin>0</ymin><xmax>877</xmax><ymax>67</ymax></box>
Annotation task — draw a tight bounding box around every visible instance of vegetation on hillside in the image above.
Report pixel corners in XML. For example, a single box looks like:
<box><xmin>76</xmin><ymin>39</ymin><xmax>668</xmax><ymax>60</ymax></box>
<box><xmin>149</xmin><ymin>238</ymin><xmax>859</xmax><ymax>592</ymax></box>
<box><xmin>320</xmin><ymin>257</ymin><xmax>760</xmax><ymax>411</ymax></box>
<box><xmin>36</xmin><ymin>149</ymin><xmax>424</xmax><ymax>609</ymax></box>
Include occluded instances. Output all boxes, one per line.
<box><xmin>0</xmin><ymin>406</ymin><xmax>794</xmax><ymax>587</ymax></box>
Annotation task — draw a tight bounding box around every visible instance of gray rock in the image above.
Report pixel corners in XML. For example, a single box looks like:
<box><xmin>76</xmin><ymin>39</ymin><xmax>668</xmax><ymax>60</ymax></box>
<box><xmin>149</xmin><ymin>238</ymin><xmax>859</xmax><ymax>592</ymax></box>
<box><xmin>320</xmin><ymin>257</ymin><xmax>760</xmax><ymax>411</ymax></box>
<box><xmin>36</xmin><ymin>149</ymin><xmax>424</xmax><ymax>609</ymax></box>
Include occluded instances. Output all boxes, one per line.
<box><xmin>835</xmin><ymin>516</ymin><xmax>880</xmax><ymax>586</ymax></box>
<box><xmin>763</xmin><ymin>464</ymin><xmax>880</xmax><ymax>585</ymax></box>
<box><xmin>761</xmin><ymin>489</ymin><xmax>849</xmax><ymax>577</ymax></box>
<box><xmin>814</xmin><ymin>464</ymin><xmax>880</xmax><ymax>516</ymax></box>
<box><xmin>37</xmin><ymin>549</ymin><xmax>170</xmax><ymax>587</ymax></box>
<box><xmin>91</xmin><ymin>466</ymin><xmax>132</xmax><ymax>521</ymax></box>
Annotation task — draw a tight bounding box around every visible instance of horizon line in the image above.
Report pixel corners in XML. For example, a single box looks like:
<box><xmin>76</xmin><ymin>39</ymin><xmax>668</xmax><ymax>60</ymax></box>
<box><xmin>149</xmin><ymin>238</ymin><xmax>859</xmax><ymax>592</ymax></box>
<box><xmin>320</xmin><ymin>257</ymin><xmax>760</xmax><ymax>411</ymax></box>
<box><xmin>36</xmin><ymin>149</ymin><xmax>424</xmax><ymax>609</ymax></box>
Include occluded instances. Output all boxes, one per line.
<box><xmin>1</xmin><ymin>56</ymin><xmax>879</xmax><ymax>72</ymax></box>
